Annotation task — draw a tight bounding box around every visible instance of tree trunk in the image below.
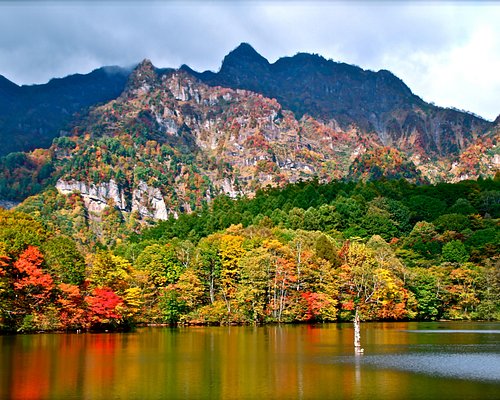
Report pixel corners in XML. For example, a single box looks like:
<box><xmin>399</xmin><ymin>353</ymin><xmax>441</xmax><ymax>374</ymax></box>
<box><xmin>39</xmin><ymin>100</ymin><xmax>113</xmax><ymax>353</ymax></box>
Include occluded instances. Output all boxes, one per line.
<box><xmin>354</xmin><ymin>308</ymin><xmax>363</xmax><ymax>353</ymax></box>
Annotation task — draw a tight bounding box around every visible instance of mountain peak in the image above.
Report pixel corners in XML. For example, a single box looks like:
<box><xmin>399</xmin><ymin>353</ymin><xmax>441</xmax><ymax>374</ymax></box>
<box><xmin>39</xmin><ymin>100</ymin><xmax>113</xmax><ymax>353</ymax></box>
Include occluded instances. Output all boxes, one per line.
<box><xmin>220</xmin><ymin>43</ymin><xmax>269</xmax><ymax>72</ymax></box>
<box><xmin>230</xmin><ymin>42</ymin><xmax>262</xmax><ymax>57</ymax></box>
<box><xmin>137</xmin><ymin>58</ymin><xmax>154</xmax><ymax>69</ymax></box>
<box><xmin>493</xmin><ymin>114</ymin><xmax>500</xmax><ymax>126</ymax></box>
<box><xmin>133</xmin><ymin>59</ymin><xmax>156</xmax><ymax>78</ymax></box>
<box><xmin>125</xmin><ymin>59</ymin><xmax>158</xmax><ymax>93</ymax></box>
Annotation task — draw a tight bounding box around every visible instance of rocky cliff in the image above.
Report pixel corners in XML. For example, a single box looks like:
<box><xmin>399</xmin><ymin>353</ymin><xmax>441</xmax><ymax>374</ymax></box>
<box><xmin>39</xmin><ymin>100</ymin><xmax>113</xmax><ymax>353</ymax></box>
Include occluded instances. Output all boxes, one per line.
<box><xmin>55</xmin><ymin>179</ymin><xmax>172</xmax><ymax>220</ymax></box>
<box><xmin>193</xmin><ymin>43</ymin><xmax>492</xmax><ymax>157</ymax></box>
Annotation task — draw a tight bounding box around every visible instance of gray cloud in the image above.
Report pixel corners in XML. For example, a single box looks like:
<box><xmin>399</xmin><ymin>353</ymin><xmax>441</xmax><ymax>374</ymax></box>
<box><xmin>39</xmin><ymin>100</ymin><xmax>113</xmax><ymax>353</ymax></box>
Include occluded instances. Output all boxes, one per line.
<box><xmin>0</xmin><ymin>1</ymin><xmax>498</xmax><ymax>120</ymax></box>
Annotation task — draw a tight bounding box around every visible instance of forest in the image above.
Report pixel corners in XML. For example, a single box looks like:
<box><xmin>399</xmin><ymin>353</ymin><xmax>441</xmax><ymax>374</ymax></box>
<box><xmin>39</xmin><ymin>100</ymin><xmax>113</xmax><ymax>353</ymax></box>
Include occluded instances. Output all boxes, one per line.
<box><xmin>0</xmin><ymin>177</ymin><xmax>499</xmax><ymax>332</ymax></box>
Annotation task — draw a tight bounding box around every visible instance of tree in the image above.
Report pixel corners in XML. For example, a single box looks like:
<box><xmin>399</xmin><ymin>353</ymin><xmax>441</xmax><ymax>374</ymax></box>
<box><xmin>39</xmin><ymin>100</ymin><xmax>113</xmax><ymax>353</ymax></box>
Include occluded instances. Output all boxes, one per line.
<box><xmin>135</xmin><ymin>244</ymin><xmax>183</xmax><ymax>288</ymax></box>
<box><xmin>333</xmin><ymin>196</ymin><xmax>365</xmax><ymax>230</ymax></box>
<box><xmin>408</xmin><ymin>267</ymin><xmax>444</xmax><ymax>320</ymax></box>
<box><xmin>449</xmin><ymin>198</ymin><xmax>476</xmax><ymax>215</ymax></box>
<box><xmin>0</xmin><ymin>209</ymin><xmax>47</xmax><ymax>256</ymax></box>
<box><xmin>159</xmin><ymin>288</ymin><xmax>184</xmax><ymax>324</ymax></box>
<box><xmin>0</xmin><ymin>251</ymin><xmax>13</xmax><ymax>330</ymax></box>
<box><xmin>218</xmin><ymin>233</ymin><xmax>245</xmax><ymax>314</ymax></box>
<box><xmin>288</xmin><ymin>207</ymin><xmax>305</xmax><ymax>230</ymax></box>
<box><xmin>13</xmin><ymin>246</ymin><xmax>54</xmax><ymax>310</ymax></box>
<box><xmin>264</xmin><ymin>240</ymin><xmax>298</xmax><ymax>322</ymax></box>
<box><xmin>367</xmin><ymin>235</ymin><xmax>406</xmax><ymax>279</ymax></box>
<box><xmin>57</xmin><ymin>283</ymin><xmax>85</xmax><ymax>330</ymax></box>
<box><xmin>159</xmin><ymin>269</ymin><xmax>205</xmax><ymax>324</ymax></box>
<box><xmin>338</xmin><ymin>240</ymin><xmax>411</xmax><ymax>320</ymax></box>
<box><xmin>315</xmin><ymin>234</ymin><xmax>340</xmax><ymax>267</ymax></box>
<box><xmin>88</xmin><ymin>251</ymin><xmax>133</xmax><ymax>292</ymax></box>
<box><xmin>442</xmin><ymin>240</ymin><xmax>469</xmax><ymax>264</ymax></box>
<box><xmin>120</xmin><ymin>287</ymin><xmax>143</xmax><ymax>323</ymax></box>
<box><xmin>85</xmin><ymin>287</ymin><xmax>123</xmax><ymax>328</ymax></box>
<box><xmin>444</xmin><ymin>264</ymin><xmax>480</xmax><ymax>319</ymax></box>
<box><xmin>433</xmin><ymin>214</ymin><xmax>470</xmax><ymax>233</ymax></box>
<box><xmin>174</xmin><ymin>269</ymin><xmax>204</xmax><ymax>312</ymax></box>
<box><xmin>196</xmin><ymin>235</ymin><xmax>222</xmax><ymax>304</ymax></box>
<box><xmin>43</xmin><ymin>236</ymin><xmax>85</xmax><ymax>285</ymax></box>
<box><xmin>475</xmin><ymin>190</ymin><xmax>500</xmax><ymax>217</ymax></box>
<box><xmin>12</xmin><ymin>246</ymin><xmax>56</xmax><ymax>331</ymax></box>
<box><xmin>300</xmin><ymin>291</ymin><xmax>337</xmax><ymax>322</ymax></box>
<box><xmin>474</xmin><ymin>260</ymin><xmax>500</xmax><ymax>320</ymax></box>
<box><xmin>237</xmin><ymin>247</ymin><xmax>272</xmax><ymax>323</ymax></box>
<box><xmin>407</xmin><ymin>195</ymin><xmax>446</xmax><ymax>222</ymax></box>
<box><xmin>403</xmin><ymin>221</ymin><xmax>441</xmax><ymax>260</ymax></box>
<box><xmin>362</xmin><ymin>212</ymin><xmax>399</xmax><ymax>241</ymax></box>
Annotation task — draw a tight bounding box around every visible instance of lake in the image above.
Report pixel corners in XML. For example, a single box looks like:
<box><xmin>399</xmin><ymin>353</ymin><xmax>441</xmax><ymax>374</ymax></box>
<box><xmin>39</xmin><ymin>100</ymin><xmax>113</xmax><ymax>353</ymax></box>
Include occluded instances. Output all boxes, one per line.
<box><xmin>1</xmin><ymin>322</ymin><xmax>499</xmax><ymax>399</ymax></box>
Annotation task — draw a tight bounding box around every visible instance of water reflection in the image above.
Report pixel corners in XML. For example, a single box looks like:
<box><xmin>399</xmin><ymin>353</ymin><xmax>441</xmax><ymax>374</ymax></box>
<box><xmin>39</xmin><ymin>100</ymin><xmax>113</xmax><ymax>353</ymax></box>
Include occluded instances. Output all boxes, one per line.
<box><xmin>0</xmin><ymin>322</ymin><xmax>499</xmax><ymax>400</ymax></box>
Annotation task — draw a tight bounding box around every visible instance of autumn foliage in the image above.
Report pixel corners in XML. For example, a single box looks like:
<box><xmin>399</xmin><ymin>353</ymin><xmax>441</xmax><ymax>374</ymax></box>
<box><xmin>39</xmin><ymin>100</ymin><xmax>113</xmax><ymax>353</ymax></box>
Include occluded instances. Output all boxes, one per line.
<box><xmin>0</xmin><ymin>176</ymin><xmax>499</xmax><ymax>332</ymax></box>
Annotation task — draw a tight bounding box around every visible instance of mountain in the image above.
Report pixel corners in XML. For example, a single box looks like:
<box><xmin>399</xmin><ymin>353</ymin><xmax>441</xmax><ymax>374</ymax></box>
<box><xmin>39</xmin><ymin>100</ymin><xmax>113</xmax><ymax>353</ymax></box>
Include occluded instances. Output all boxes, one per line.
<box><xmin>0</xmin><ymin>66</ymin><xmax>131</xmax><ymax>156</ymax></box>
<box><xmin>0</xmin><ymin>74</ymin><xmax>20</xmax><ymax>98</ymax></box>
<box><xmin>0</xmin><ymin>45</ymin><xmax>498</xmax><ymax>218</ymax></box>
<box><xmin>47</xmin><ymin>62</ymin><xmax>384</xmax><ymax>219</ymax></box>
<box><xmin>191</xmin><ymin>43</ymin><xmax>492</xmax><ymax>157</ymax></box>
<box><xmin>0</xmin><ymin>43</ymin><xmax>494</xmax><ymax>159</ymax></box>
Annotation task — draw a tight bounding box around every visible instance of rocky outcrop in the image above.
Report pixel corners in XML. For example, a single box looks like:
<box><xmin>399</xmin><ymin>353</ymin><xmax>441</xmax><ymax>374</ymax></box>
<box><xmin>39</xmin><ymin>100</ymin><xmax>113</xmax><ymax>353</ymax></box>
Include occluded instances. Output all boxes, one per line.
<box><xmin>56</xmin><ymin>179</ymin><xmax>127</xmax><ymax>213</ymax></box>
<box><xmin>131</xmin><ymin>181</ymin><xmax>171</xmax><ymax>220</ymax></box>
<box><xmin>55</xmin><ymin>179</ymin><xmax>171</xmax><ymax>220</ymax></box>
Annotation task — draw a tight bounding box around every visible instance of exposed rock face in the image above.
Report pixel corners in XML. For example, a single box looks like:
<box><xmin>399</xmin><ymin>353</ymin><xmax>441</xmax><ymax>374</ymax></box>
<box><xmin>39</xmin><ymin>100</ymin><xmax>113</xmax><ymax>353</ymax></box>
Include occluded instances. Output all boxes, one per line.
<box><xmin>447</xmin><ymin>124</ymin><xmax>500</xmax><ymax>182</ymax></box>
<box><xmin>56</xmin><ymin>179</ymin><xmax>127</xmax><ymax>214</ymax></box>
<box><xmin>124</xmin><ymin>59</ymin><xmax>158</xmax><ymax>95</ymax></box>
<box><xmin>81</xmin><ymin>67</ymin><xmax>376</xmax><ymax>196</ymax></box>
<box><xmin>56</xmin><ymin>179</ymin><xmax>171</xmax><ymax>220</ymax></box>
<box><xmin>131</xmin><ymin>181</ymin><xmax>170</xmax><ymax>220</ymax></box>
<box><xmin>194</xmin><ymin>43</ymin><xmax>492</xmax><ymax>157</ymax></box>
<box><xmin>47</xmin><ymin>60</ymin><xmax>498</xmax><ymax>220</ymax></box>
<box><xmin>167</xmin><ymin>72</ymin><xmax>202</xmax><ymax>103</ymax></box>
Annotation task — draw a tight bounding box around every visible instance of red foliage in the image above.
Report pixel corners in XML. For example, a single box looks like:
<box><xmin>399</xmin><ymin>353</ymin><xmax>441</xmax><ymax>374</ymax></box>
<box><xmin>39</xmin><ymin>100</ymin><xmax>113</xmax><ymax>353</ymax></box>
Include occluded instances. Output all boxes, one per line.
<box><xmin>389</xmin><ymin>237</ymin><xmax>399</xmax><ymax>245</ymax></box>
<box><xmin>85</xmin><ymin>287</ymin><xmax>123</xmax><ymax>324</ymax></box>
<box><xmin>301</xmin><ymin>292</ymin><xmax>332</xmax><ymax>321</ymax></box>
<box><xmin>377</xmin><ymin>299</ymin><xmax>408</xmax><ymax>320</ymax></box>
<box><xmin>341</xmin><ymin>300</ymin><xmax>355</xmax><ymax>311</ymax></box>
<box><xmin>338</xmin><ymin>240</ymin><xmax>350</xmax><ymax>262</ymax></box>
<box><xmin>245</xmin><ymin>132</ymin><xmax>269</xmax><ymax>149</ymax></box>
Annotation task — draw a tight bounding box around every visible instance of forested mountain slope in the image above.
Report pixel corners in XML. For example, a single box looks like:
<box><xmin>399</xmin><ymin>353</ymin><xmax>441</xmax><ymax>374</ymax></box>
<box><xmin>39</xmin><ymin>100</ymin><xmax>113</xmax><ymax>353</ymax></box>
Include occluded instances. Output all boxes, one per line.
<box><xmin>0</xmin><ymin>66</ymin><xmax>130</xmax><ymax>156</ymax></box>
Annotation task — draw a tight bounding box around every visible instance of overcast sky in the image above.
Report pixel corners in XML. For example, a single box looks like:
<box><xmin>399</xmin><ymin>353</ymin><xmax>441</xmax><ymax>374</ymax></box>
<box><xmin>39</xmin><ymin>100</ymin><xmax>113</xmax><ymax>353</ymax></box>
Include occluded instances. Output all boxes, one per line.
<box><xmin>0</xmin><ymin>1</ymin><xmax>499</xmax><ymax>121</ymax></box>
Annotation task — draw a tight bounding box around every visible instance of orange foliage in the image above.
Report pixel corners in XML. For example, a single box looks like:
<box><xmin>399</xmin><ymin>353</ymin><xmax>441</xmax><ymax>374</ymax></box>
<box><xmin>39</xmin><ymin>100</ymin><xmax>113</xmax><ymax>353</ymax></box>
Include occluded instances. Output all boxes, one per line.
<box><xmin>13</xmin><ymin>246</ymin><xmax>54</xmax><ymax>303</ymax></box>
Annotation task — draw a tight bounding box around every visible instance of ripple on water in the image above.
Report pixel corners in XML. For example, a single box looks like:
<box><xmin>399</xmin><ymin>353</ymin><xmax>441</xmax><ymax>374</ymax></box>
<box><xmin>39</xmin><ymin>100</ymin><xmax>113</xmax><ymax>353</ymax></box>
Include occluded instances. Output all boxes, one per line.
<box><xmin>402</xmin><ymin>330</ymin><xmax>500</xmax><ymax>334</ymax></box>
<box><xmin>332</xmin><ymin>353</ymin><xmax>500</xmax><ymax>383</ymax></box>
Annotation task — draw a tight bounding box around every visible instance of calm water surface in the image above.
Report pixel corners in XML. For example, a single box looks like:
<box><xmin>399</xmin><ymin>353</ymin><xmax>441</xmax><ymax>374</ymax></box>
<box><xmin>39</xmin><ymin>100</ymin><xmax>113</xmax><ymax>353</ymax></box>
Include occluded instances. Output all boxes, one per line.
<box><xmin>1</xmin><ymin>322</ymin><xmax>499</xmax><ymax>399</ymax></box>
